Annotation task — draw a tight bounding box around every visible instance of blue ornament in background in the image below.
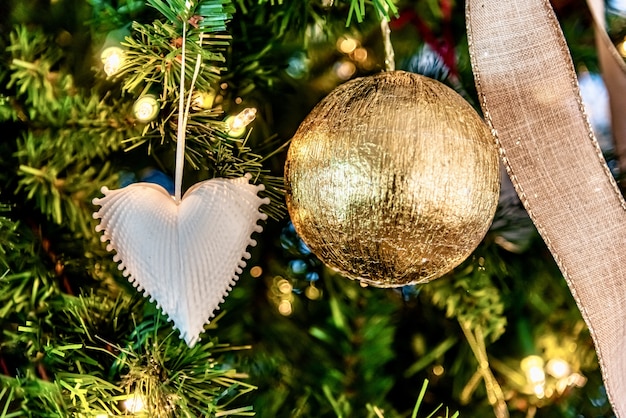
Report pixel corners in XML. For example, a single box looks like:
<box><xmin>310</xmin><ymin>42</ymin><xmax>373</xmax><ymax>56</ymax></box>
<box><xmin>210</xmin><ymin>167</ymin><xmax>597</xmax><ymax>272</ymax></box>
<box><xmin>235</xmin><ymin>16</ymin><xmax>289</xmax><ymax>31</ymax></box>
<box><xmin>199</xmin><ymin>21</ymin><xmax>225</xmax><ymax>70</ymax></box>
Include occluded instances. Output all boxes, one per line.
<box><xmin>140</xmin><ymin>168</ymin><xmax>175</xmax><ymax>195</ymax></box>
<box><xmin>578</xmin><ymin>71</ymin><xmax>619</xmax><ymax>176</ymax></box>
<box><xmin>609</xmin><ymin>0</ymin><xmax>626</xmax><ymax>15</ymax></box>
<box><xmin>118</xmin><ymin>168</ymin><xmax>175</xmax><ymax>196</ymax></box>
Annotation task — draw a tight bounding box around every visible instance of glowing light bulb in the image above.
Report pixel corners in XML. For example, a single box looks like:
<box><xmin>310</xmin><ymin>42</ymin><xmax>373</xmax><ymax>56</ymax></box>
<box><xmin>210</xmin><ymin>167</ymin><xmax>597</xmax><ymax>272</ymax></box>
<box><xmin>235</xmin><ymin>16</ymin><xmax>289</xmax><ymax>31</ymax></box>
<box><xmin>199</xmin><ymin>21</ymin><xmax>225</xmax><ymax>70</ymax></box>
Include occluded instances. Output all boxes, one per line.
<box><xmin>101</xmin><ymin>46</ymin><xmax>125</xmax><ymax>76</ymax></box>
<box><xmin>226</xmin><ymin>108</ymin><xmax>257</xmax><ymax>137</ymax></box>
<box><xmin>124</xmin><ymin>394</ymin><xmax>146</xmax><ymax>413</ymax></box>
<box><xmin>133</xmin><ymin>95</ymin><xmax>159</xmax><ymax>123</ymax></box>
<box><xmin>192</xmin><ymin>91</ymin><xmax>216</xmax><ymax>109</ymax></box>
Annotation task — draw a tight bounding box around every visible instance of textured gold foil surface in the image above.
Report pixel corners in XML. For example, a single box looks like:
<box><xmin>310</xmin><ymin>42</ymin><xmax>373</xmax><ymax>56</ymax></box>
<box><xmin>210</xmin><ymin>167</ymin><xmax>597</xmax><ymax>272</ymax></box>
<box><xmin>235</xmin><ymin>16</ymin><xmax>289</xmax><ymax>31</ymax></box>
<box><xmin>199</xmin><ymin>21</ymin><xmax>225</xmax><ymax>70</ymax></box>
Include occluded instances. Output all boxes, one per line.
<box><xmin>284</xmin><ymin>71</ymin><xmax>500</xmax><ymax>287</ymax></box>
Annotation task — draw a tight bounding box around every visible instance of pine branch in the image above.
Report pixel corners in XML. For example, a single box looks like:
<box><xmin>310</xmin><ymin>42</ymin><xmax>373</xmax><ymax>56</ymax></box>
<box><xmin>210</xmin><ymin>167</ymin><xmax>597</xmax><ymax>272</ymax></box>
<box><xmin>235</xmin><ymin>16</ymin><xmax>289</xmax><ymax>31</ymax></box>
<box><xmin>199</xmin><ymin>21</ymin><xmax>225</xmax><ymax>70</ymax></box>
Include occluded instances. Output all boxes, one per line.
<box><xmin>116</xmin><ymin>20</ymin><xmax>228</xmax><ymax>95</ymax></box>
<box><xmin>425</xmin><ymin>251</ymin><xmax>508</xmax><ymax>344</ymax></box>
<box><xmin>116</xmin><ymin>319</ymin><xmax>256</xmax><ymax>417</ymax></box>
<box><xmin>345</xmin><ymin>0</ymin><xmax>398</xmax><ymax>26</ymax></box>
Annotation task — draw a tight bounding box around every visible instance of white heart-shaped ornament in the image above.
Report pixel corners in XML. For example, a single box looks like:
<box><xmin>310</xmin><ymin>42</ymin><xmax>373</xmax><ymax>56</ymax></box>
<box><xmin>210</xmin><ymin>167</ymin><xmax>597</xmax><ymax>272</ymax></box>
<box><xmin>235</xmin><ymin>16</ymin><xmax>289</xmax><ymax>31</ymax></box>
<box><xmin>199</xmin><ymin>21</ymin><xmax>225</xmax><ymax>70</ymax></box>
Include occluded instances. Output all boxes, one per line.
<box><xmin>93</xmin><ymin>175</ymin><xmax>269</xmax><ymax>346</ymax></box>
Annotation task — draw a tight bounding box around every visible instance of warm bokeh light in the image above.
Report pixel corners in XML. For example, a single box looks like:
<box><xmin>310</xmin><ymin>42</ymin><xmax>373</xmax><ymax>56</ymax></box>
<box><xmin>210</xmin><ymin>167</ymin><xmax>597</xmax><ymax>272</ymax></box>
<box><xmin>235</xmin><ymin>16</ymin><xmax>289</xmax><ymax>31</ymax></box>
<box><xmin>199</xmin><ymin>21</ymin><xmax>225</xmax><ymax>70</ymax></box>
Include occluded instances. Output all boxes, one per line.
<box><xmin>278</xmin><ymin>299</ymin><xmax>292</xmax><ymax>316</ymax></box>
<box><xmin>305</xmin><ymin>285</ymin><xmax>320</xmax><ymax>300</ymax></box>
<box><xmin>337</xmin><ymin>36</ymin><xmax>358</xmax><ymax>54</ymax></box>
<box><xmin>250</xmin><ymin>265</ymin><xmax>263</xmax><ymax>278</ymax></box>
<box><xmin>334</xmin><ymin>60</ymin><xmax>356</xmax><ymax>80</ymax></box>
<box><xmin>545</xmin><ymin>358</ymin><xmax>570</xmax><ymax>379</ymax></box>
<box><xmin>432</xmin><ymin>365</ymin><xmax>445</xmax><ymax>376</ymax></box>
<box><xmin>521</xmin><ymin>355</ymin><xmax>546</xmax><ymax>398</ymax></box>
<box><xmin>277</xmin><ymin>278</ymin><xmax>293</xmax><ymax>294</ymax></box>
<box><xmin>352</xmin><ymin>47</ymin><xmax>368</xmax><ymax>62</ymax></box>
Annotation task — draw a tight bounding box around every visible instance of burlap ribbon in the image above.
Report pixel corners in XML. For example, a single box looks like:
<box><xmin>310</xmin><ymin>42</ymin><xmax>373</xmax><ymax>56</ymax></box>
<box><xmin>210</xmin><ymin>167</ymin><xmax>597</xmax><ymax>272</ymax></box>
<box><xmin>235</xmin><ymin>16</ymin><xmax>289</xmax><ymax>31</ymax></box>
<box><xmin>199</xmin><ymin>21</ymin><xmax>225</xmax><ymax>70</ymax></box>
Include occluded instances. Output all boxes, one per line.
<box><xmin>466</xmin><ymin>0</ymin><xmax>626</xmax><ymax>415</ymax></box>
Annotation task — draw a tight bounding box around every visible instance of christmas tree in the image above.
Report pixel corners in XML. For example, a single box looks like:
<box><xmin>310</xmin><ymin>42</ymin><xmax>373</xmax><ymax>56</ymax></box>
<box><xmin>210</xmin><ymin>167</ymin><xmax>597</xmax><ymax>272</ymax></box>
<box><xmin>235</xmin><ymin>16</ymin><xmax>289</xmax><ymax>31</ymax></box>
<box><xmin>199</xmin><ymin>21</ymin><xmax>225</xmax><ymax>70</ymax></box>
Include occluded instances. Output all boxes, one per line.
<box><xmin>0</xmin><ymin>0</ymin><xmax>624</xmax><ymax>416</ymax></box>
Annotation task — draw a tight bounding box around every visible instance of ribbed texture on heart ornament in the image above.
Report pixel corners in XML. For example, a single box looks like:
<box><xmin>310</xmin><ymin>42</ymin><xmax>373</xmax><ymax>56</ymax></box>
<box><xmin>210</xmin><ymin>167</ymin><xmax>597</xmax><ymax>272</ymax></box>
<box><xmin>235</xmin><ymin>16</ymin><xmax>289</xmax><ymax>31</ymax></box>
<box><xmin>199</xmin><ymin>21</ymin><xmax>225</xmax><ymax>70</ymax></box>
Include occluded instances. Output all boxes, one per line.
<box><xmin>93</xmin><ymin>175</ymin><xmax>269</xmax><ymax>346</ymax></box>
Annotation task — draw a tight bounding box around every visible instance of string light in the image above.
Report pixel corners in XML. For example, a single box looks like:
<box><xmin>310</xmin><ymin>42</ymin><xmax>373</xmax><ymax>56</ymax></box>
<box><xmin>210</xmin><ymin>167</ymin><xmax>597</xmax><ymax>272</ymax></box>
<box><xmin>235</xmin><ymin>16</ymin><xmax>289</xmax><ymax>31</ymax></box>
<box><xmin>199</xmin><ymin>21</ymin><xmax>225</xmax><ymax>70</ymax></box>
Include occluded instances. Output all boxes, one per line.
<box><xmin>100</xmin><ymin>46</ymin><xmax>125</xmax><ymax>76</ymax></box>
<box><xmin>226</xmin><ymin>108</ymin><xmax>257</xmax><ymax>137</ymax></box>
<box><xmin>132</xmin><ymin>95</ymin><xmax>160</xmax><ymax>123</ymax></box>
<box><xmin>192</xmin><ymin>90</ymin><xmax>216</xmax><ymax>110</ymax></box>
<box><xmin>123</xmin><ymin>394</ymin><xmax>146</xmax><ymax>413</ymax></box>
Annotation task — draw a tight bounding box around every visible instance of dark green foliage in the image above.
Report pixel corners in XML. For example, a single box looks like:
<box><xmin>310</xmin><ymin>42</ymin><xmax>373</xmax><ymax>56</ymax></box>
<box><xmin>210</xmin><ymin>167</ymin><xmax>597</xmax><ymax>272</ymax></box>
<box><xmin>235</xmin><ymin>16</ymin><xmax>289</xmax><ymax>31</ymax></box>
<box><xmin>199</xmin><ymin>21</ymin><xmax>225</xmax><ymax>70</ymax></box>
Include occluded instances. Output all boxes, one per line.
<box><xmin>0</xmin><ymin>0</ymin><xmax>264</xmax><ymax>416</ymax></box>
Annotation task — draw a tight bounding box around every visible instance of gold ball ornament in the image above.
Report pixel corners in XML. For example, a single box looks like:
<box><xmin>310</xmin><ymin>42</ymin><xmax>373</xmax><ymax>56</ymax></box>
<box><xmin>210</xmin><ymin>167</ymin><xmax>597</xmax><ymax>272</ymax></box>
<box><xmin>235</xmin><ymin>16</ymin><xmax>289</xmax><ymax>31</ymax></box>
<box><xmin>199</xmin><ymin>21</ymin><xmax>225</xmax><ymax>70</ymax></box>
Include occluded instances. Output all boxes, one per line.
<box><xmin>284</xmin><ymin>71</ymin><xmax>500</xmax><ymax>287</ymax></box>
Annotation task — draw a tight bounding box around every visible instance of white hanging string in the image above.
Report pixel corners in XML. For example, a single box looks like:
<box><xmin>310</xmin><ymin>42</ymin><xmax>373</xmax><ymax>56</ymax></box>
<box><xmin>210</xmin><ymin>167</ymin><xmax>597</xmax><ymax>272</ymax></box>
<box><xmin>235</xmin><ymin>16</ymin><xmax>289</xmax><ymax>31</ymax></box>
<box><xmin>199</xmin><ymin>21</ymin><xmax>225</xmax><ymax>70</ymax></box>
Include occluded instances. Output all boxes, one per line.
<box><xmin>174</xmin><ymin>20</ymin><xmax>203</xmax><ymax>203</ymax></box>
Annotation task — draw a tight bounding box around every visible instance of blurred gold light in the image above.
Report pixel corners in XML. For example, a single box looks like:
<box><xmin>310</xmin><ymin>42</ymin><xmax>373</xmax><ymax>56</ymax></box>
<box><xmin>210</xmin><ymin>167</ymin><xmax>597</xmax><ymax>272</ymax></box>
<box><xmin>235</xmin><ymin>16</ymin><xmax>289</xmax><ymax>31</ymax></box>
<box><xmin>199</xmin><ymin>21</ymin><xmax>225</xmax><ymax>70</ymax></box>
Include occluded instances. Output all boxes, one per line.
<box><xmin>521</xmin><ymin>355</ymin><xmax>546</xmax><ymax>398</ymax></box>
<box><xmin>277</xmin><ymin>278</ymin><xmax>293</xmax><ymax>294</ymax></box>
<box><xmin>305</xmin><ymin>285</ymin><xmax>320</xmax><ymax>300</ymax></box>
<box><xmin>527</xmin><ymin>363</ymin><xmax>545</xmax><ymax>384</ymax></box>
<box><xmin>352</xmin><ymin>47</ymin><xmax>368</xmax><ymax>62</ymax></box>
<box><xmin>567</xmin><ymin>372</ymin><xmax>587</xmax><ymax>388</ymax></box>
<box><xmin>432</xmin><ymin>365</ymin><xmax>445</xmax><ymax>376</ymax></box>
<box><xmin>250</xmin><ymin>265</ymin><xmax>263</xmax><ymax>278</ymax></box>
<box><xmin>545</xmin><ymin>358</ymin><xmax>570</xmax><ymax>379</ymax></box>
<box><xmin>337</xmin><ymin>36</ymin><xmax>358</xmax><ymax>54</ymax></box>
<box><xmin>278</xmin><ymin>299</ymin><xmax>292</xmax><ymax>316</ymax></box>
